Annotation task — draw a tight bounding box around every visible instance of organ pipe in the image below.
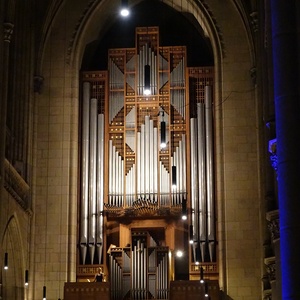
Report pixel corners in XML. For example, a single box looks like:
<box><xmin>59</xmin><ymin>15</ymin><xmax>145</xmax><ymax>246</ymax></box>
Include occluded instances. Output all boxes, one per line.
<box><xmin>96</xmin><ymin>114</ymin><xmax>104</xmax><ymax>263</ymax></box>
<box><xmin>205</xmin><ymin>85</ymin><xmax>215</xmax><ymax>261</ymax></box>
<box><xmin>140</xmin><ymin>124</ymin><xmax>145</xmax><ymax>195</ymax></box>
<box><xmin>190</xmin><ymin>118</ymin><xmax>198</xmax><ymax>241</ymax></box>
<box><xmin>182</xmin><ymin>134</ymin><xmax>187</xmax><ymax>196</ymax></box>
<box><xmin>153</xmin><ymin>128</ymin><xmax>158</xmax><ymax>201</ymax></box>
<box><xmin>145</xmin><ymin>116</ymin><xmax>150</xmax><ymax>194</ymax></box>
<box><xmin>109</xmin><ymin>140</ymin><xmax>113</xmax><ymax>204</ymax></box>
<box><xmin>109</xmin><ymin>58</ymin><xmax>125</xmax><ymax>122</ymax></box>
<box><xmin>137</xmin><ymin>132</ymin><xmax>141</xmax><ymax>198</ymax></box>
<box><xmin>88</xmin><ymin>98</ymin><xmax>97</xmax><ymax>263</ymax></box>
<box><xmin>133</xmin><ymin>116</ymin><xmax>162</xmax><ymax>202</ymax></box>
<box><xmin>138</xmin><ymin>44</ymin><xmax>158</xmax><ymax>96</ymax></box>
<box><xmin>149</xmin><ymin>120</ymin><xmax>154</xmax><ymax>199</ymax></box>
<box><xmin>80</xmin><ymin>82</ymin><xmax>90</xmax><ymax>264</ymax></box>
<box><xmin>197</xmin><ymin>102</ymin><xmax>207</xmax><ymax>261</ymax></box>
<box><xmin>108</xmin><ymin>141</ymin><xmax>124</xmax><ymax>206</ymax></box>
<box><xmin>170</xmin><ymin>57</ymin><xmax>185</xmax><ymax>118</ymax></box>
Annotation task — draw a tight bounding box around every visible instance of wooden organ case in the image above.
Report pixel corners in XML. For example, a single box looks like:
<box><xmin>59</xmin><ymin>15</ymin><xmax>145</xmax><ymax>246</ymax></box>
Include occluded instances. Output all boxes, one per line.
<box><xmin>76</xmin><ymin>27</ymin><xmax>218</xmax><ymax>300</ymax></box>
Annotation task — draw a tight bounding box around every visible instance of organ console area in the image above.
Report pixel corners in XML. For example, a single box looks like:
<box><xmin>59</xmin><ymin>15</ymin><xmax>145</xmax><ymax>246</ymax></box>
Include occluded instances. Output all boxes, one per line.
<box><xmin>75</xmin><ymin>26</ymin><xmax>218</xmax><ymax>299</ymax></box>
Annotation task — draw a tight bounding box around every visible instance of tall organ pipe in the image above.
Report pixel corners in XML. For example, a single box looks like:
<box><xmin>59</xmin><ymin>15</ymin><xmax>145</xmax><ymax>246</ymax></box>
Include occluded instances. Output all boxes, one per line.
<box><xmin>143</xmin><ymin>244</ymin><xmax>147</xmax><ymax>297</ymax></box>
<box><xmin>80</xmin><ymin>82</ymin><xmax>90</xmax><ymax>264</ymax></box>
<box><xmin>197</xmin><ymin>102</ymin><xmax>207</xmax><ymax>261</ymax></box>
<box><xmin>114</xmin><ymin>145</ymin><xmax>118</xmax><ymax>205</ymax></box>
<box><xmin>112</xmin><ymin>144</ymin><xmax>116</xmax><ymax>205</ymax></box>
<box><xmin>137</xmin><ymin>132</ymin><xmax>141</xmax><ymax>198</ymax></box>
<box><xmin>190</xmin><ymin>119</ymin><xmax>198</xmax><ymax>242</ymax></box>
<box><xmin>108</xmin><ymin>140</ymin><xmax>113</xmax><ymax>205</ymax></box>
<box><xmin>145</xmin><ymin>116</ymin><xmax>150</xmax><ymax>195</ymax></box>
<box><xmin>96</xmin><ymin>114</ymin><xmax>104</xmax><ymax>263</ymax></box>
<box><xmin>205</xmin><ymin>85</ymin><xmax>215</xmax><ymax>261</ymax></box>
<box><xmin>178</xmin><ymin>142</ymin><xmax>182</xmax><ymax>202</ymax></box>
<box><xmin>150</xmin><ymin>120</ymin><xmax>154</xmax><ymax>200</ymax></box>
<box><xmin>182</xmin><ymin>134</ymin><xmax>186</xmax><ymax>197</ymax></box>
<box><xmin>141</xmin><ymin>124</ymin><xmax>145</xmax><ymax>196</ymax></box>
<box><xmin>154</xmin><ymin>128</ymin><xmax>158</xmax><ymax>201</ymax></box>
<box><xmin>136</xmin><ymin>116</ymin><xmax>160</xmax><ymax>202</ymax></box>
<box><xmin>88</xmin><ymin>98</ymin><xmax>98</xmax><ymax>263</ymax></box>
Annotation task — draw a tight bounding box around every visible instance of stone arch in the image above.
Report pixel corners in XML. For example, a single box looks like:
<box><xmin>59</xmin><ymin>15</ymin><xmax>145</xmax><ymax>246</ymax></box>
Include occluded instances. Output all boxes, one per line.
<box><xmin>1</xmin><ymin>214</ymin><xmax>26</xmax><ymax>300</ymax></box>
<box><xmin>36</xmin><ymin>0</ymin><xmax>259</xmax><ymax>296</ymax></box>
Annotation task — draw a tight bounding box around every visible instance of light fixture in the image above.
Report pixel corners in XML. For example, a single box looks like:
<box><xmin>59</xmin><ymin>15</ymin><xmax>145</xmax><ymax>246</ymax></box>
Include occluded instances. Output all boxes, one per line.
<box><xmin>172</xmin><ymin>165</ymin><xmax>177</xmax><ymax>189</ymax></box>
<box><xmin>144</xmin><ymin>64</ymin><xmax>151</xmax><ymax>95</ymax></box>
<box><xmin>181</xmin><ymin>198</ymin><xmax>187</xmax><ymax>220</ymax></box>
<box><xmin>4</xmin><ymin>252</ymin><xmax>8</xmax><ymax>270</ymax></box>
<box><xmin>43</xmin><ymin>286</ymin><xmax>47</xmax><ymax>300</ymax></box>
<box><xmin>204</xmin><ymin>282</ymin><xmax>209</xmax><ymax>297</ymax></box>
<box><xmin>189</xmin><ymin>225</ymin><xmax>193</xmax><ymax>244</ymax></box>
<box><xmin>200</xmin><ymin>266</ymin><xmax>204</xmax><ymax>283</ymax></box>
<box><xmin>120</xmin><ymin>0</ymin><xmax>130</xmax><ymax>17</ymax></box>
<box><xmin>25</xmin><ymin>269</ymin><xmax>29</xmax><ymax>286</ymax></box>
<box><xmin>160</xmin><ymin>117</ymin><xmax>166</xmax><ymax>148</ymax></box>
<box><xmin>176</xmin><ymin>250</ymin><xmax>183</xmax><ymax>258</ymax></box>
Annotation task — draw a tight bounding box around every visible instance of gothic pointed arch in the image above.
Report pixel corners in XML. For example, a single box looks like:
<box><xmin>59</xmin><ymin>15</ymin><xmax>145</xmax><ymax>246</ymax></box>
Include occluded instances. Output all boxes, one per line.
<box><xmin>1</xmin><ymin>215</ymin><xmax>26</xmax><ymax>300</ymax></box>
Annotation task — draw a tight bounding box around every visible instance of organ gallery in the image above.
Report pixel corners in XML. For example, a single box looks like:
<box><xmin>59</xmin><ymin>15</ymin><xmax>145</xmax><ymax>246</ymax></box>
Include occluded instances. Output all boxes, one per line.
<box><xmin>3</xmin><ymin>0</ymin><xmax>294</xmax><ymax>299</ymax></box>
<box><xmin>77</xmin><ymin>26</ymin><xmax>217</xmax><ymax>299</ymax></box>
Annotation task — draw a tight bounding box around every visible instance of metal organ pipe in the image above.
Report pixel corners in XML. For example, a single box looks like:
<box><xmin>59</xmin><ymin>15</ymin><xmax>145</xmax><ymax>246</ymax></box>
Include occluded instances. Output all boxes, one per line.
<box><xmin>145</xmin><ymin>116</ymin><xmax>150</xmax><ymax>195</ymax></box>
<box><xmin>190</xmin><ymin>118</ymin><xmax>198</xmax><ymax>244</ymax></box>
<box><xmin>156</xmin><ymin>253</ymin><xmax>168</xmax><ymax>299</ymax></box>
<box><xmin>149</xmin><ymin>120</ymin><xmax>154</xmax><ymax>200</ymax></box>
<box><xmin>140</xmin><ymin>124</ymin><xmax>145</xmax><ymax>196</ymax></box>
<box><xmin>172</xmin><ymin>135</ymin><xmax>186</xmax><ymax>204</ymax></box>
<box><xmin>143</xmin><ymin>245</ymin><xmax>147</xmax><ymax>298</ymax></box>
<box><xmin>154</xmin><ymin>128</ymin><xmax>158</xmax><ymax>201</ymax></box>
<box><xmin>88</xmin><ymin>98</ymin><xmax>97</xmax><ymax>262</ymax></box>
<box><xmin>112</xmin><ymin>144</ymin><xmax>117</xmax><ymax>205</ymax></box>
<box><xmin>109</xmin><ymin>58</ymin><xmax>124</xmax><ymax>122</ymax></box>
<box><xmin>80</xmin><ymin>82</ymin><xmax>90</xmax><ymax>264</ymax></box>
<box><xmin>135</xmin><ymin>117</ymin><xmax>160</xmax><ymax>202</ymax></box>
<box><xmin>205</xmin><ymin>85</ymin><xmax>215</xmax><ymax>261</ymax></box>
<box><xmin>182</xmin><ymin>134</ymin><xmax>187</xmax><ymax>197</ymax></box>
<box><xmin>96</xmin><ymin>113</ymin><xmax>104</xmax><ymax>263</ymax></box>
<box><xmin>138</xmin><ymin>44</ymin><xmax>157</xmax><ymax>95</ymax></box>
<box><xmin>170</xmin><ymin>58</ymin><xmax>185</xmax><ymax>118</ymax></box>
<box><xmin>197</xmin><ymin>102</ymin><xmax>207</xmax><ymax>261</ymax></box>
<box><xmin>137</xmin><ymin>240</ymin><xmax>140</xmax><ymax>297</ymax></box>
<box><xmin>137</xmin><ymin>132</ymin><xmax>141</xmax><ymax>198</ymax></box>
<box><xmin>114</xmin><ymin>145</ymin><xmax>119</xmax><ymax>205</ymax></box>
<box><xmin>108</xmin><ymin>141</ymin><xmax>124</xmax><ymax>207</ymax></box>
<box><xmin>109</xmin><ymin>140</ymin><xmax>113</xmax><ymax>204</ymax></box>
<box><xmin>171</xmin><ymin>156</ymin><xmax>176</xmax><ymax>204</ymax></box>
<box><xmin>160</xmin><ymin>161</ymin><xmax>170</xmax><ymax>206</ymax></box>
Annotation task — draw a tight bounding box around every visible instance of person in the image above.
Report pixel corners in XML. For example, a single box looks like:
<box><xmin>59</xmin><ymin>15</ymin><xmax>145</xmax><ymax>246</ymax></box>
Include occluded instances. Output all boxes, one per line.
<box><xmin>94</xmin><ymin>267</ymin><xmax>104</xmax><ymax>282</ymax></box>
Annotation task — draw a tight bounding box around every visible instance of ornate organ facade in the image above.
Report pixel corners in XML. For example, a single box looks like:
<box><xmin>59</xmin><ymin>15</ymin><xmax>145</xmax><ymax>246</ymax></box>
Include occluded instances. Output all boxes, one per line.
<box><xmin>79</xmin><ymin>27</ymin><xmax>216</xmax><ymax>299</ymax></box>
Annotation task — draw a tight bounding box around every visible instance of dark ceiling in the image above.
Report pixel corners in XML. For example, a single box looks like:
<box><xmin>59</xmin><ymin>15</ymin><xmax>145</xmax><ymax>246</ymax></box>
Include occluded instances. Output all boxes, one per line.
<box><xmin>81</xmin><ymin>0</ymin><xmax>214</xmax><ymax>71</ymax></box>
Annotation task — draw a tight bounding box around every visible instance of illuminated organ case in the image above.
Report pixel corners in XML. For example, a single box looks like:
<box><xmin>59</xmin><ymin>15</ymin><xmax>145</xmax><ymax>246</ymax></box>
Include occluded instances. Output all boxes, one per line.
<box><xmin>79</xmin><ymin>26</ymin><xmax>216</xmax><ymax>299</ymax></box>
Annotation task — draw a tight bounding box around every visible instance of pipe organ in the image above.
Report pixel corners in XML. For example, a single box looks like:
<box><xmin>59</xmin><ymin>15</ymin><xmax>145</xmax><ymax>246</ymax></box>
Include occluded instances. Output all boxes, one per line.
<box><xmin>109</xmin><ymin>232</ymin><xmax>169</xmax><ymax>300</ymax></box>
<box><xmin>79</xmin><ymin>26</ymin><xmax>217</xmax><ymax>298</ymax></box>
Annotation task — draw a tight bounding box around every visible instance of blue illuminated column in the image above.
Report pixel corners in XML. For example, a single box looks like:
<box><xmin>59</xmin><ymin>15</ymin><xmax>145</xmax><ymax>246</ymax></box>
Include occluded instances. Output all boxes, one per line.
<box><xmin>270</xmin><ymin>1</ymin><xmax>300</xmax><ymax>299</ymax></box>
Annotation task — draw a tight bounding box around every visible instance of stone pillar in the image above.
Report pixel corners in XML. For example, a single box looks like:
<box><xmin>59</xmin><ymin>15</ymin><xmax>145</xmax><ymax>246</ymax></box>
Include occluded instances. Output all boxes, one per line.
<box><xmin>0</xmin><ymin>23</ymin><xmax>14</xmax><ymax>189</ymax></box>
<box><xmin>266</xmin><ymin>210</ymin><xmax>281</xmax><ymax>300</ymax></box>
<box><xmin>270</xmin><ymin>1</ymin><xmax>300</xmax><ymax>299</ymax></box>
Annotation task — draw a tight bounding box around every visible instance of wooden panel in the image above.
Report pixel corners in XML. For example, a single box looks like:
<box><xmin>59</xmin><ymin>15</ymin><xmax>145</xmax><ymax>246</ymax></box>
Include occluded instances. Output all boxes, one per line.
<box><xmin>170</xmin><ymin>280</ymin><xmax>220</xmax><ymax>300</ymax></box>
<box><xmin>64</xmin><ymin>282</ymin><xmax>110</xmax><ymax>300</ymax></box>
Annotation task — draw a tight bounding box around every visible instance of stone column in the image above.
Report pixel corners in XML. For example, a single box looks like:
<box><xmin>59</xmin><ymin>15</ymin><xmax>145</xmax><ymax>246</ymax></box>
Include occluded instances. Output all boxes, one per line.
<box><xmin>266</xmin><ymin>210</ymin><xmax>281</xmax><ymax>300</ymax></box>
<box><xmin>270</xmin><ymin>1</ymin><xmax>300</xmax><ymax>299</ymax></box>
<box><xmin>0</xmin><ymin>23</ymin><xmax>14</xmax><ymax>189</ymax></box>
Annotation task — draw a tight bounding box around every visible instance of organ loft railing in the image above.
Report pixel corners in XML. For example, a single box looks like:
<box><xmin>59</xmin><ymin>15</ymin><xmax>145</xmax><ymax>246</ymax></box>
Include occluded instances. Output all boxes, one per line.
<box><xmin>78</xmin><ymin>26</ymin><xmax>217</xmax><ymax>299</ymax></box>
